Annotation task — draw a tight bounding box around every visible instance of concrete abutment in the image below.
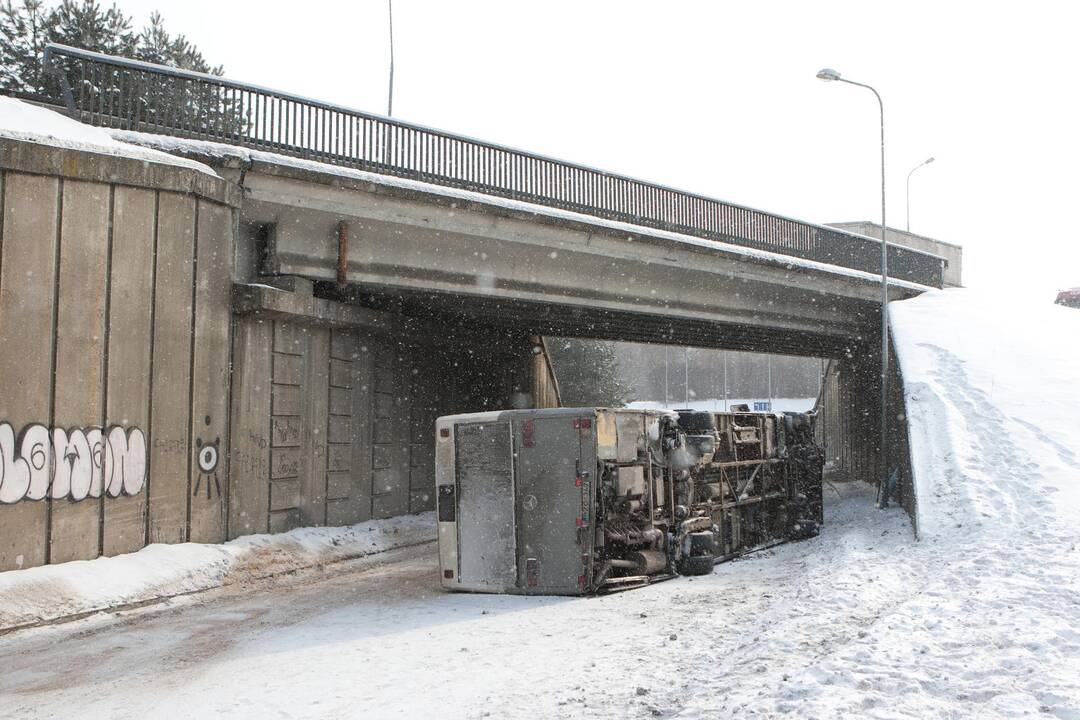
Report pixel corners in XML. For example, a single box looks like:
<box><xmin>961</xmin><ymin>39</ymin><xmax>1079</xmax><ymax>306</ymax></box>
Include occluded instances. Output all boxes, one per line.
<box><xmin>0</xmin><ymin>138</ymin><xmax>551</xmax><ymax>571</ymax></box>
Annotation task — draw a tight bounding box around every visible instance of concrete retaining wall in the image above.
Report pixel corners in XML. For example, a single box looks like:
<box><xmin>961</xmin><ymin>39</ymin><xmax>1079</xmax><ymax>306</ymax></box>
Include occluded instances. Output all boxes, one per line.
<box><xmin>0</xmin><ymin>138</ymin><xmax>550</xmax><ymax>570</ymax></box>
<box><xmin>228</xmin><ymin>286</ymin><xmax>540</xmax><ymax>537</ymax></box>
<box><xmin>816</xmin><ymin>344</ymin><xmax>917</xmax><ymax>526</ymax></box>
<box><xmin>0</xmin><ymin>139</ymin><xmax>236</xmax><ymax>570</ymax></box>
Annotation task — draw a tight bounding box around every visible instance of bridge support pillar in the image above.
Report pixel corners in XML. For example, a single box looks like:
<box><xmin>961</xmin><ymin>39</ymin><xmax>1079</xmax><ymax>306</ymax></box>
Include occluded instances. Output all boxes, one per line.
<box><xmin>817</xmin><ymin>338</ymin><xmax>916</xmax><ymax>528</ymax></box>
<box><xmin>227</xmin><ymin>281</ymin><xmax>557</xmax><ymax>538</ymax></box>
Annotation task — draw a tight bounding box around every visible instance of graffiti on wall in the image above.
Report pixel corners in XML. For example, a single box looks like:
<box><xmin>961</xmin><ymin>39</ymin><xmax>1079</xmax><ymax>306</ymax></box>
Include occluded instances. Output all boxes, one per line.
<box><xmin>0</xmin><ymin>422</ymin><xmax>146</xmax><ymax>504</ymax></box>
<box><xmin>194</xmin><ymin>415</ymin><xmax>221</xmax><ymax>499</ymax></box>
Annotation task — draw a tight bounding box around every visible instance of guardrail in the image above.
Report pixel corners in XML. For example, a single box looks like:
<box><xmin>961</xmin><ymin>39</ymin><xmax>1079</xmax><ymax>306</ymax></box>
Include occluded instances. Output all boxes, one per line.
<box><xmin>41</xmin><ymin>43</ymin><xmax>944</xmax><ymax>287</ymax></box>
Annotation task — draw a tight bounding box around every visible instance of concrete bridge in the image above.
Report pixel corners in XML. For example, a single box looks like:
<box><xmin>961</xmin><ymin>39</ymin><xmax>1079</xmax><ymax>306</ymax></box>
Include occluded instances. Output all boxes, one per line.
<box><xmin>124</xmin><ymin>132</ymin><xmax>930</xmax><ymax>358</ymax></box>
<box><xmin>0</xmin><ymin>46</ymin><xmax>945</xmax><ymax>570</ymax></box>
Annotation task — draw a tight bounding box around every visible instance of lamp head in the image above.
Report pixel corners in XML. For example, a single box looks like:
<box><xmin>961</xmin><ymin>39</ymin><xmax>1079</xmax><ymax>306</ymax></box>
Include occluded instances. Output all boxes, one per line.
<box><xmin>816</xmin><ymin>68</ymin><xmax>841</xmax><ymax>82</ymax></box>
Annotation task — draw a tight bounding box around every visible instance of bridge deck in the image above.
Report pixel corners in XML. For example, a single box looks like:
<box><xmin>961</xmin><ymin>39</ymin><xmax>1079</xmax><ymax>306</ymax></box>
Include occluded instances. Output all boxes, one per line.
<box><xmin>39</xmin><ymin>43</ymin><xmax>945</xmax><ymax>288</ymax></box>
<box><xmin>109</xmin><ymin>128</ymin><xmax>922</xmax><ymax>358</ymax></box>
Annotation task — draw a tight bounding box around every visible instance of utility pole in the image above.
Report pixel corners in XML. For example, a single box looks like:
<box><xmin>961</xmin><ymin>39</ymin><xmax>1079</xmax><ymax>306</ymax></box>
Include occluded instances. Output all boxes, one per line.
<box><xmin>816</xmin><ymin>67</ymin><xmax>891</xmax><ymax>509</ymax></box>
<box><xmin>906</xmin><ymin>157</ymin><xmax>935</xmax><ymax>231</ymax></box>
<box><xmin>387</xmin><ymin>0</ymin><xmax>395</xmax><ymax>117</ymax></box>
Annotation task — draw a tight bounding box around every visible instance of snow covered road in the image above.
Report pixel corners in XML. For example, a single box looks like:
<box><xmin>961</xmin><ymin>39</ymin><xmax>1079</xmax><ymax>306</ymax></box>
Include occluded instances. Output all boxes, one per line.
<box><xmin>1</xmin><ymin>481</ymin><xmax>1076</xmax><ymax>718</ymax></box>
<box><xmin>1</xmin><ymin>289</ymin><xmax>1077</xmax><ymax>719</ymax></box>
<box><xmin>0</xmin><ymin>482</ymin><xmax>939</xmax><ymax>720</ymax></box>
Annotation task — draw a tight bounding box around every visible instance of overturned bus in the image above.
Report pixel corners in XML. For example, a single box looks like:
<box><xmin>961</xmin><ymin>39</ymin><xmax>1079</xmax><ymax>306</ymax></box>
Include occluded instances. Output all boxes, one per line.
<box><xmin>435</xmin><ymin>406</ymin><xmax>823</xmax><ymax>595</ymax></box>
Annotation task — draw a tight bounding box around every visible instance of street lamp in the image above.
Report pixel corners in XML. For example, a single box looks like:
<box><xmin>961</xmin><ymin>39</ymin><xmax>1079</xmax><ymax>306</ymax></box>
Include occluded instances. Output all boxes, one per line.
<box><xmin>387</xmin><ymin>0</ymin><xmax>395</xmax><ymax>117</ymax></box>
<box><xmin>816</xmin><ymin>67</ymin><xmax>890</xmax><ymax>510</ymax></box>
<box><xmin>906</xmin><ymin>156</ymin><xmax>935</xmax><ymax>231</ymax></box>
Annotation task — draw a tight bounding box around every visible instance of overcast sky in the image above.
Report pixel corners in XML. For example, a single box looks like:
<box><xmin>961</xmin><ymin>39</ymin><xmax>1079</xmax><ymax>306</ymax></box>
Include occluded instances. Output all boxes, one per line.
<box><xmin>113</xmin><ymin>0</ymin><xmax>1079</xmax><ymax>300</ymax></box>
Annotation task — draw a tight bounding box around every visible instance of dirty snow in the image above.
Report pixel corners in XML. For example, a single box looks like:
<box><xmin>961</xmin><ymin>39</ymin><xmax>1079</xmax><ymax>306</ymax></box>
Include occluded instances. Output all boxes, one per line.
<box><xmin>0</xmin><ymin>97</ymin><xmax>217</xmax><ymax>176</ymax></box>
<box><xmin>109</xmin><ymin>128</ymin><xmax>933</xmax><ymax>293</ymax></box>
<box><xmin>0</xmin><ymin>512</ymin><xmax>434</xmax><ymax>631</ymax></box>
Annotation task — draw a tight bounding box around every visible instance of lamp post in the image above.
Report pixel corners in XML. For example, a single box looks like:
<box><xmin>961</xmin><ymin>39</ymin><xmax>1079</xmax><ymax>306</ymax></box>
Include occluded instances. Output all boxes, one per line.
<box><xmin>387</xmin><ymin>0</ymin><xmax>395</xmax><ymax>117</ymax></box>
<box><xmin>816</xmin><ymin>67</ymin><xmax>890</xmax><ymax>509</ymax></box>
<box><xmin>906</xmin><ymin>156</ymin><xmax>935</xmax><ymax>231</ymax></box>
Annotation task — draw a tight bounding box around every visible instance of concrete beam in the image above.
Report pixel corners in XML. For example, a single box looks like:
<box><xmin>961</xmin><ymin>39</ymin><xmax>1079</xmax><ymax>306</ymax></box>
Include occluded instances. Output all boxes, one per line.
<box><xmin>233</xmin><ymin>282</ymin><xmax>399</xmax><ymax>331</ymax></box>
<box><xmin>237</xmin><ymin>170</ymin><xmax>908</xmax><ymax>354</ymax></box>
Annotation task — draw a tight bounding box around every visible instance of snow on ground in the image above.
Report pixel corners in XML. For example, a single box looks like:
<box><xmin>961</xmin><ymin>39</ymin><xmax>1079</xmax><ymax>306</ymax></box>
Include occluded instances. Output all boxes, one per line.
<box><xmin>0</xmin><ymin>512</ymin><xmax>434</xmax><ymax>631</ymax></box>
<box><xmin>0</xmin><ymin>288</ymin><xmax>1077</xmax><ymax>719</ymax></box>
<box><xmin>0</xmin><ymin>481</ymin><xmax>926</xmax><ymax>720</ymax></box>
<box><xmin>628</xmin><ymin>397</ymin><xmax>816</xmax><ymax>413</ymax></box>
<box><xmin>0</xmin><ymin>97</ymin><xmax>217</xmax><ymax>176</ymax></box>
<box><xmin>751</xmin><ymin>288</ymin><xmax>1080</xmax><ymax>718</ymax></box>
<box><xmin>893</xmin><ymin>288</ymin><xmax>1080</xmax><ymax>536</ymax></box>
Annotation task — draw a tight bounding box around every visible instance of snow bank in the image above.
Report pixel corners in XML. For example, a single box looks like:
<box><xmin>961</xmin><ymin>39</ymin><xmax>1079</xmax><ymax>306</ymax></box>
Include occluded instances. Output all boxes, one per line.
<box><xmin>891</xmin><ymin>288</ymin><xmax>1080</xmax><ymax>536</ymax></box>
<box><xmin>0</xmin><ymin>97</ymin><xmax>217</xmax><ymax>177</ymax></box>
<box><xmin>735</xmin><ymin>288</ymin><xmax>1080</xmax><ymax>718</ymax></box>
<box><xmin>0</xmin><ymin>512</ymin><xmax>434</xmax><ymax>631</ymax></box>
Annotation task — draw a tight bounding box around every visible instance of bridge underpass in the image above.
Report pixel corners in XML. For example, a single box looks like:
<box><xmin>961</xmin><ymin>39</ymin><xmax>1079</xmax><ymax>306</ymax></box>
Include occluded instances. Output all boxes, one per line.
<box><xmin>211</xmin><ymin>142</ymin><xmax>910</xmax><ymax>517</ymax></box>
<box><xmin>0</xmin><ymin>46</ymin><xmax>940</xmax><ymax>571</ymax></box>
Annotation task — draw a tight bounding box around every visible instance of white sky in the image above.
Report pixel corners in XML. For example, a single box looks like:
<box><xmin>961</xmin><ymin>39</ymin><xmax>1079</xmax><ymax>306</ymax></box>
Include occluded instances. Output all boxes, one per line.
<box><xmin>113</xmin><ymin>0</ymin><xmax>1080</xmax><ymax>300</ymax></box>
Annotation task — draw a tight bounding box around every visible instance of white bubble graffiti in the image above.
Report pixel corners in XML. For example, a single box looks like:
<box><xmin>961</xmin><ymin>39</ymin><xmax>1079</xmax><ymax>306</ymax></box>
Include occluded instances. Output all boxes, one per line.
<box><xmin>0</xmin><ymin>422</ymin><xmax>146</xmax><ymax>503</ymax></box>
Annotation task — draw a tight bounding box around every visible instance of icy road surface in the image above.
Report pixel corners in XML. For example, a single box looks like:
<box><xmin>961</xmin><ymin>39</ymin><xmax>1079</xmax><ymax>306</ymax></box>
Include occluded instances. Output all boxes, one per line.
<box><xmin>0</xmin><ymin>482</ymin><xmax>1023</xmax><ymax>720</ymax></box>
<box><xmin>0</xmin><ymin>288</ymin><xmax>1077</xmax><ymax>719</ymax></box>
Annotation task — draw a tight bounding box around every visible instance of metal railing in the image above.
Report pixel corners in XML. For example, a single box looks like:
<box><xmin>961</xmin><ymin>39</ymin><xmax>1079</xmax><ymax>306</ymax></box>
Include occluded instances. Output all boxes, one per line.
<box><xmin>41</xmin><ymin>43</ymin><xmax>945</xmax><ymax>287</ymax></box>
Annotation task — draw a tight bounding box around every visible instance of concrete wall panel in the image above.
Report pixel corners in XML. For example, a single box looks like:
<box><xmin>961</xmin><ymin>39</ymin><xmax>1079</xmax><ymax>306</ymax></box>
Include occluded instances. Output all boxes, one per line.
<box><xmin>0</xmin><ymin>173</ymin><xmax>59</xmax><ymax>571</ymax></box>
<box><xmin>188</xmin><ymin>201</ymin><xmax>233</xmax><ymax>543</ymax></box>
<box><xmin>370</xmin><ymin>341</ymin><xmax>411</xmax><ymax>519</ymax></box>
<box><xmin>0</xmin><ymin>140</ymin><xmax>238</xmax><ymax>571</ymax></box>
<box><xmin>102</xmin><ymin>186</ymin><xmax>156</xmax><ymax>557</ymax></box>
<box><xmin>227</xmin><ymin>316</ymin><xmax>272</xmax><ymax>539</ymax></box>
<box><xmin>347</xmin><ymin>332</ymin><xmax>374</xmax><ymax>523</ymax></box>
<box><xmin>272</xmin><ymin>354</ymin><xmax>303</xmax><ymax>385</ymax></box>
<box><xmin>300</xmin><ymin>326</ymin><xmax>329</xmax><ymax>527</ymax></box>
<box><xmin>48</xmin><ymin>180</ymin><xmax>110</xmax><ymax>565</ymax></box>
<box><xmin>269</xmin><ymin>320</ymin><xmax>303</xmax><ymax>533</ymax></box>
<box><xmin>147</xmin><ymin>192</ymin><xmax>196</xmax><ymax>544</ymax></box>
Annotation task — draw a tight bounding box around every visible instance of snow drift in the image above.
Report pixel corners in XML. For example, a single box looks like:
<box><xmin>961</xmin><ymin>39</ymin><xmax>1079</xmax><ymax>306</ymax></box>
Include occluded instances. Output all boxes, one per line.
<box><xmin>0</xmin><ymin>512</ymin><xmax>435</xmax><ymax>631</ymax></box>
<box><xmin>892</xmin><ymin>288</ymin><xmax>1080</xmax><ymax>537</ymax></box>
<box><xmin>747</xmin><ymin>288</ymin><xmax>1080</xmax><ymax>718</ymax></box>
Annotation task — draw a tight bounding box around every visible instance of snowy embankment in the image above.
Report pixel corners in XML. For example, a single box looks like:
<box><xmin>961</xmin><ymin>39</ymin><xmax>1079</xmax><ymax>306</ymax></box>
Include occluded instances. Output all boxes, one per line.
<box><xmin>738</xmin><ymin>288</ymin><xmax>1080</xmax><ymax>719</ymax></box>
<box><xmin>0</xmin><ymin>290</ymin><xmax>1076</xmax><ymax>718</ymax></box>
<box><xmin>893</xmin><ymin>289</ymin><xmax>1080</xmax><ymax>536</ymax></box>
<box><xmin>0</xmin><ymin>513</ymin><xmax>434</xmax><ymax>632</ymax></box>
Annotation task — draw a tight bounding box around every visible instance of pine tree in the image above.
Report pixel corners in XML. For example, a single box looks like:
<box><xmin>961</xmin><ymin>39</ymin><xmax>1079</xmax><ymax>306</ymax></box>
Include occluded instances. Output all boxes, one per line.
<box><xmin>0</xmin><ymin>0</ymin><xmax>50</xmax><ymax>94</ymax></box>
<box><xmin>547</xmin><ymin>338</ymin><xmax>630</xmax><ymax>408</ymax></box>
<box><xmin>0</xmin><ymin>1</ymin><xmax>238</xmax><ymax>132</ymax></box>
<box><xmin>136</xmin><ymin>11</ymin><xmax>220</xmax><ymax>74</ymax></box>
<box><xmin>48</xmin><ymin>0</ymin><xmax>135</xmax><ymax>58</ymax></box>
